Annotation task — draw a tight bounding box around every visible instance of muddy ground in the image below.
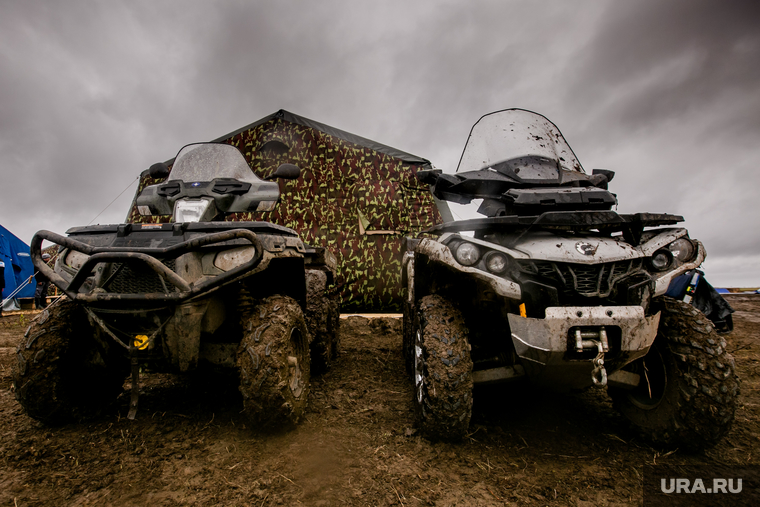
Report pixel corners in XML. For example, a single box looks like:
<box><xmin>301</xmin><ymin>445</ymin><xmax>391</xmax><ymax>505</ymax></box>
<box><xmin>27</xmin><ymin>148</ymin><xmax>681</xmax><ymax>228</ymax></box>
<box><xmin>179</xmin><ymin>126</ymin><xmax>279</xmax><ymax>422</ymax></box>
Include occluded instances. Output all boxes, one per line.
<box><xmin>0</xmin><ymin>294</ymin><xmax>757</xmax><ymax>506</ymax></box>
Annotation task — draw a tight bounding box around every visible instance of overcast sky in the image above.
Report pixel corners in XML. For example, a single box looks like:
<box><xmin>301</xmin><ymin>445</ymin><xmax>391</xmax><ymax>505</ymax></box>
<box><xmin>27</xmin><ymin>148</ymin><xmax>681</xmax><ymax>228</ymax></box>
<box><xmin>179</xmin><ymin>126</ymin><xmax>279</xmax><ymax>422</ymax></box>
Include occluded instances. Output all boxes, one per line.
<box><xmin>1</xmin><ymin>0</ymin><xmax>758</xmax><ymax>287</ymax></box>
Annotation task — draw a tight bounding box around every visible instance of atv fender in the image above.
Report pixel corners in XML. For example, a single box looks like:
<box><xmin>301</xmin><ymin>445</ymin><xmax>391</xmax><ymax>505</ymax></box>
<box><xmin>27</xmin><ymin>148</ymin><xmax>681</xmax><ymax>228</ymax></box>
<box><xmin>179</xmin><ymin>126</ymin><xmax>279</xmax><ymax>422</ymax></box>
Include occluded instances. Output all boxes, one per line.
<box><xmin>652</xmin><ymin>240</ymin><xmax>705</xmax><ymax>297</ymax></box>
<box><xmin>414</xmin><ymin>238</ymin><xmax>521</xmax><ymax>300</ymax></box>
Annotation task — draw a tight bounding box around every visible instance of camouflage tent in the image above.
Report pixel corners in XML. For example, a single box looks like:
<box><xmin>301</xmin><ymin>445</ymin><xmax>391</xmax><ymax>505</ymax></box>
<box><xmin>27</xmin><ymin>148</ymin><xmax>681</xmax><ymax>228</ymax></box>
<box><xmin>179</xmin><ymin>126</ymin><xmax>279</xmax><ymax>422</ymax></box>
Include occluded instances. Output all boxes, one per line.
<box><xmin>126</xmin><ymin>110</ymin><xmax>442</xmax><ymax>312</ymax></box>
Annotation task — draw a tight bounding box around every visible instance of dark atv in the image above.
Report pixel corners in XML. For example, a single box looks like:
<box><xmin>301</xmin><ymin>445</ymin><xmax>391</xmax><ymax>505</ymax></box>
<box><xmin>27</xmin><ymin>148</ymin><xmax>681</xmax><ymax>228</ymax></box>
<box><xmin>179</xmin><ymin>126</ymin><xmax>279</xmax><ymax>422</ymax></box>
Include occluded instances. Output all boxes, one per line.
<box><xmin>402</xmin><ymin>109</ymin><xmax>738</xmax><ymax>450</ymax></box>
<box><xmin>15</xmin><ymin>143</ymin><xmax>339</xmax><ymax>429</ymax></box>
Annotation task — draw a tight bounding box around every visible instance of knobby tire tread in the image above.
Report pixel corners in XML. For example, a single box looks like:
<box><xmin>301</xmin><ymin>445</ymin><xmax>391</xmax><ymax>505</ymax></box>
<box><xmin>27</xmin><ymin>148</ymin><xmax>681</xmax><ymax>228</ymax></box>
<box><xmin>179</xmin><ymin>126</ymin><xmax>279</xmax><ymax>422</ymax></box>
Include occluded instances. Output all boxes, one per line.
<box><xmin>414</xmin><ymin>294</ymin><xmax>473</xmax><ymax>441</ymax></box>
<box><xmin>238</xmin><ymin>295</ymin><xmax>311</xmax><ymax>430</ymax></box>
<box><xmin>13</xmin><ymin>300</ymin><xmax>126</xmax><ymax>425</ymax></box>
<box><xmin>610</xmin><ymin>297</ymin><xmax>739</xmax><ymax>450</ymax></box>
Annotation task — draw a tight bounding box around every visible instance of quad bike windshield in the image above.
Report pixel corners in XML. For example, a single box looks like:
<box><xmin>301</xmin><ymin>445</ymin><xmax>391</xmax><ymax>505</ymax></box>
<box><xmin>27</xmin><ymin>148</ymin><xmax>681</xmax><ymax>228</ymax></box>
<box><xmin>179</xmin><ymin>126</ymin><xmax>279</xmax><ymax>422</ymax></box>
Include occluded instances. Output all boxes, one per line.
<box><xmin>420</xmin><ymin>109</ymin><xmax>617</xmax><ymax>217</ymax></box>
<box><xmin>456</xmin><ymin>108</ymin><xmax>585</xmax><ymax>181</ymax></box>
<box><xmin>169</xmin><ymin>143</ymin><xmax>263</xmax><ymax>184</ymax></box>
<box><xmin>135</xmin><ymin>143</ymin><xmax>288</xmax><ymax>222</ymax></box>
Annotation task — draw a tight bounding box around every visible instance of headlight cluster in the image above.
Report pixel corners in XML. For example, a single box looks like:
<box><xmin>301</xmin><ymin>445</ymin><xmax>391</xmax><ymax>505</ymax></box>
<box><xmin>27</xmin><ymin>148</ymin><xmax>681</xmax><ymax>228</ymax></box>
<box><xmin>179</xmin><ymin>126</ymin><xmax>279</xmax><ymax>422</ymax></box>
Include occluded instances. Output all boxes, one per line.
<box><xmin>450</xmin><ymin>241</ymin><xmax>511</xmax><ymax>275</ymax></box>
<box><xmin>65</xmin><ymin>250</ymin><xmax>90</xmax><ymax>270</ymax></box>
<box><xmin>213</xmin><ymin>246</ymin><xmax>257</xmax><ymax>271</ymax></box>
<box><xmin>484</xmin><ymin>251</ymin><xmax>509</xmax><ymax>274</ymax></box>
<box><xmin>648</xmin><ymin>237</ymin><xmax>697</xmax><ymax>272</ymax></box>
<box><xmin>174</xmin><ymin>199</ymin><xmax>212</xmax><ymax>223</ymax></box>
<box><xmin>454</xmin><ymin>242</ymin><xmax>480</xmax><ymax>266</ymax></box>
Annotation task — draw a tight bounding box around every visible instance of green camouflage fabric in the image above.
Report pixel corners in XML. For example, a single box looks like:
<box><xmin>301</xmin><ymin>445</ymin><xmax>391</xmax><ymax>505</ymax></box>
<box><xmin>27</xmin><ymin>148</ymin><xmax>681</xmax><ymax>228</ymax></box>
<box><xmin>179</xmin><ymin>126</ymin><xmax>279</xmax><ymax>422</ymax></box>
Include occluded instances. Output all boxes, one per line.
<box><xmin>127</xmin><ymin>111</ymin><xmax>441</xmax><ymax>312</ymax></box>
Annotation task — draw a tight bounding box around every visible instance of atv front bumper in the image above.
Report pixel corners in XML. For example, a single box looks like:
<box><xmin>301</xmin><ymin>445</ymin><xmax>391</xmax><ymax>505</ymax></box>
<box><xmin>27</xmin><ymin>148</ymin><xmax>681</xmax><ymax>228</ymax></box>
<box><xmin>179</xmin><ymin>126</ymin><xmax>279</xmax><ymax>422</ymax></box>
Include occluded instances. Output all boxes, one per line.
<box><xmin>31</xmin><ymin>228</ymin><xmax>264</xmax><ymax>305</ymax></box>
<box><xmin>507</xmin><ymin>306</ymin><xmax>660</xmax><ymax>390</ymax></box>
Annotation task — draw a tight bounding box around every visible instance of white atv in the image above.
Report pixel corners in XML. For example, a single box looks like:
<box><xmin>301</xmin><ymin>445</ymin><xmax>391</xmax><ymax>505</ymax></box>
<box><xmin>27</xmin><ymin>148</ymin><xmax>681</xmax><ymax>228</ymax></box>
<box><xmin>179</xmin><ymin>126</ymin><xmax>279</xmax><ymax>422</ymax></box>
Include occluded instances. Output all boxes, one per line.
<box><xmin>402</xmin><ymin>109</ymin><xmax>738</xmax><ymax>449</ymax></box>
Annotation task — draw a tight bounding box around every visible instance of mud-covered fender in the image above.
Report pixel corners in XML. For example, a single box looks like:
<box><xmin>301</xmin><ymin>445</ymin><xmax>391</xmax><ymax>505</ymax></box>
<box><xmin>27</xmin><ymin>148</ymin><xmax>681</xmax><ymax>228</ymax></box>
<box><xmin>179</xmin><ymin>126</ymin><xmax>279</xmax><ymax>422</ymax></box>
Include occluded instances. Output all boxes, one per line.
<box><xmin>401</xmin><ymin>251</ymin><xmax>415</xmax><ymax>303</ymax></box>
<box><xmin>652</xmin><ymin>240</ymin><xmax>706</xmax><ymax>297</ymax></box>
<box><xmin>412</xmin><ymin>238</ymin><xmax>521</xmax><ymax>300</ymax></box>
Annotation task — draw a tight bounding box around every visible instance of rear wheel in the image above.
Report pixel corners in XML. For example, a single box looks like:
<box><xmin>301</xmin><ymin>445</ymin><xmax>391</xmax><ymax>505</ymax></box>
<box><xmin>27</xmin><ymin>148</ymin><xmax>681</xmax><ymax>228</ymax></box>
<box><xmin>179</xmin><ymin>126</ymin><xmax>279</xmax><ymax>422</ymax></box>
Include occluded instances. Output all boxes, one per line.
<box><xmin>305</xmin><ymin>270</ymin><xmax>340</xmax><ymax>374</ymax></box>
<box><xmin>609</xmin><ymin>297</ymin><xmax>739</xmax><ymax>450</ymax></box>
<box><xmin>13</xmin><ymin>300</ymin><xmax>127</xmax><ymax>424</ymax></box>
<box><xmin>413</xmin><ymin>295</ymin><xmax>473</xmax><ymax>441</ymax></box>
<box><xmin>238</xmin><ymin>295</ymin><xmax>311</xmax><ymax>429</ymax></box>
<box><xmin>402</xmin><ymin>299</ymin><xmax>414</xmax><ymax>377</ymax></box>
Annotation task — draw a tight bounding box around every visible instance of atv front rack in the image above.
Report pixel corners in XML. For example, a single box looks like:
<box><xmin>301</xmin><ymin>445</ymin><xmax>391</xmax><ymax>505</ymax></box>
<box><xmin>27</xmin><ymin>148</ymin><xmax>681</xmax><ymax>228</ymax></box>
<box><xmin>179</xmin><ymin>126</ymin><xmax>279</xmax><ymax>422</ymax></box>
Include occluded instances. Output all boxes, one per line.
<box><xmin>31</xmin><ymin>229</ymin><xmax>264</xmax><ymax>304</ymax></box>
<box><xmin>426</xmin><ymin>211</ymin><xmax>684</xmax><ymax>246</ymax></box>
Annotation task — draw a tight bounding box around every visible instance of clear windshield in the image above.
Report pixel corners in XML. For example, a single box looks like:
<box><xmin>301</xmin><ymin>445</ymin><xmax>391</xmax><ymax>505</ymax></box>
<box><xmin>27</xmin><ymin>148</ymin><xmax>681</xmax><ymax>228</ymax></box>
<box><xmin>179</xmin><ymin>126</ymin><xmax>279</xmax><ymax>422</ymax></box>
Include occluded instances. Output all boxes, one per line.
<box><xmin>456</xmin><ymin>109</ymin><xmax>584</xmax><ymax>177</ymax></box>
<box><xmin>168</xmin><ymin>143</ymin><xmax>261</xmax><ymax>182</ymax></box>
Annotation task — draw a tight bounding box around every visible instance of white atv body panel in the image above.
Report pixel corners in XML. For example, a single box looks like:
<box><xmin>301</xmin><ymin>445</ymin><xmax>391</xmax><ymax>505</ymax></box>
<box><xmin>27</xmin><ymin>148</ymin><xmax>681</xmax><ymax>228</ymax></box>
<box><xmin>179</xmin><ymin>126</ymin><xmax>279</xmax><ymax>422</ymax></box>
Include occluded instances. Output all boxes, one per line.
<box><xmin>507</xmin><ymin>306</ymin><xmax>660</xmax><ymax>390</ymax></box>
<box><xmin>410</xmin><ymin>227</ymin><xmax>706</xmax><ymax>390</ymax></box>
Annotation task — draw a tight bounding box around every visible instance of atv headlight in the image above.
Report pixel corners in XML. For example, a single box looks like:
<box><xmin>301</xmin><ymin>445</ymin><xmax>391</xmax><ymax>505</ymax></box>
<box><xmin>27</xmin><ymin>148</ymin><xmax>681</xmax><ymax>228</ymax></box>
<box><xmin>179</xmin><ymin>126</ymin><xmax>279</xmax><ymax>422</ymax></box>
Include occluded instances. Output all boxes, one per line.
<box><xmin>214</xmin><ymin>246</ymin><xmax>257</xmax><ymax>271</ymax></box>
<box><xmin>174</xmin><ymin>199</ymin><xmax>211</xmax><ymax>223</ymax></box>
<box><xmin>65</xmin><ymin>250</ymin><xmax>90</xmax><ymax>270</ymax></box>
<box><xmin>668</xmin><ymin>237</ymin><xmax>695</xmax><ymax>262</ymax></box>
<box><xmin>649</xmin><ymin>249</ymin><xmax>673</xmax><ymax>271</ymax></box>
<box><xmin>484</xmin><ymin>251</ymin><xmax>508</xmax><ymax>274</ymax></box>
<box><xmin>454</xmin><ymin>242</ymin><xmax>480</xmax><ymax>266</ymax></box>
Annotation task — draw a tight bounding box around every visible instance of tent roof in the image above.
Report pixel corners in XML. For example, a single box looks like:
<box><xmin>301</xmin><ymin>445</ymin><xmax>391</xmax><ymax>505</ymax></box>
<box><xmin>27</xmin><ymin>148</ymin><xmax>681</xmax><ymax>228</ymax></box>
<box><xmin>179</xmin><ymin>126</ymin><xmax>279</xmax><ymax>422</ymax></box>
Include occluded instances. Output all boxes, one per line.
<box><xmin>214</xmin><ymin>109</ymin><xmax>431</xmax><ymax>166</ymax></box>
<box><xmin>143</xmin><ymin>109</ymin><xmax>432</xmax><ymax>175</ymax></box>
<box><xmin>0</xmin><ymin>223</ymin><xmax>28</xmax><ymax>246</ymax></box>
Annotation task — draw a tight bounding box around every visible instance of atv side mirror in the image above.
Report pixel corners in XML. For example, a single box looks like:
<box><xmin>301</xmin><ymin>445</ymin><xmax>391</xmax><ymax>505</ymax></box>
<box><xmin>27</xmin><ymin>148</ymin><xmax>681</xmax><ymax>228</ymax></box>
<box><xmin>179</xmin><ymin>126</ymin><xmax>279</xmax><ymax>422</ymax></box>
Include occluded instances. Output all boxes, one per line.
<box><xmin>592</xmin><ymin>169</ymin><xmax>615</xmax><ymax>183</ymax></box>
<box><xmin>416</xmin><ymin>169</ymin><xmax>442</xmax><ymax>185</ymax></box>
<box><xmin>265</xmin><ymin>163</ymin><xmax>301</xmax><ymax>180</ymax></box>
<box><xmin>590</xmin><ymin>169</ymin><xmax>615</xmax><ymax>189</ymax></box>
<box><xmin>149</xmin><ymin>162</ymin><xmax>170</xmax><ymax>179</ymax></box>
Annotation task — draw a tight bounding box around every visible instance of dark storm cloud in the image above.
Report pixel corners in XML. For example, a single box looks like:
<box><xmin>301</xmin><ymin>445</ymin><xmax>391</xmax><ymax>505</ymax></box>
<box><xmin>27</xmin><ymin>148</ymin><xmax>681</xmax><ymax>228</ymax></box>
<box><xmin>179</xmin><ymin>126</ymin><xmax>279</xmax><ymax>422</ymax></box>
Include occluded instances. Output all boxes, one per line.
<box><xmin>0</xmin><ymin>1</ymin><xmax>208</xmax><ymax>239</ymax></box>
<box><xmin>186</xmin><ymin>3</ymin><xmax>358</xmax><ymax>129</ymax></box>
<box><xmin>353</xmin><ymin>1</ymin><xmax>599</xmax><ymax>164</ymax></box>
<box><xmin>1</xmin><ymin>0</ymin><xmax>758</xmax><ymax>286</ymax></box>
<box><xmin>552</xmin><ymin>0</ymin><xmax>760</xmax><ymax>283</ymax></box>
<box><xmin>569</xmin><ymin>0</ymin><xmax>760</xmax><ymax>137</ymax></box>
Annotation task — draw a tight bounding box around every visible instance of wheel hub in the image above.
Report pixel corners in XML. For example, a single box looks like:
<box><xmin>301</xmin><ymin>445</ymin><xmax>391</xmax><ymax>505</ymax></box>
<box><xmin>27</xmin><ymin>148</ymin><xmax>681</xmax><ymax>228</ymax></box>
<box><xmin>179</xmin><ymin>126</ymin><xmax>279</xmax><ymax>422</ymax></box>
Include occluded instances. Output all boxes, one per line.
<box><xmin>287</xmin><ymin>327</ymin><xmax>305</xmax><ymax>398</ymax></box>
<box><xmin>287</xmin><ymin>355</ymin><xmax>304</xmax><ymax>397</ymax></box>
<box><xmin>627</xmin><ymin>345</ymin><xmax>667</xmax><ymax>410</ymax></box>
<box><xmin>414</xmin><ymin>329</ymin><xmax>424</xmax><ymax>404</ymax></box>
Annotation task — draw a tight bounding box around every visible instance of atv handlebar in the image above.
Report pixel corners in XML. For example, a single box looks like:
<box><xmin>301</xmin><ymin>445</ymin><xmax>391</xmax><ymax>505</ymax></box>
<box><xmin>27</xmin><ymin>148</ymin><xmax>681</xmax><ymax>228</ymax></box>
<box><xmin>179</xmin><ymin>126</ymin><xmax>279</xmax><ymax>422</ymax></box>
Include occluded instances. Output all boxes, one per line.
<box><xmin>31</xmin><ymin>228</ymin><xmax>265</xmax><ymax>304</ymax></box>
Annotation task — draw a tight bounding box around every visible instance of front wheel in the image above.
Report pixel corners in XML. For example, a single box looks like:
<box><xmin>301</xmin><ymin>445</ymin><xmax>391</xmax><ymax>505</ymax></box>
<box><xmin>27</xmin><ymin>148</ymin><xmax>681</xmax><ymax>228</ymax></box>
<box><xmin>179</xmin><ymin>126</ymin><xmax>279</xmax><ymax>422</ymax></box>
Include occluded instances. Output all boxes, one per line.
<box><xmin>238</xmin><ymin>295</ymin><xmax>311</xmax><ymax>429</ymax></box>
<box><xmin>13</xmin><ymin>300</ymin><xmax>127</xmax><ymax>424</ymax></box>
<box><xmin>609</xmin><ymin>297</ymin><xmax>739</xmax><ymax>450</ymax></box>
<box><xmin>413</xmin><ymin>295</ymin><xmax>473</xmax><ymax>441</ymax></box>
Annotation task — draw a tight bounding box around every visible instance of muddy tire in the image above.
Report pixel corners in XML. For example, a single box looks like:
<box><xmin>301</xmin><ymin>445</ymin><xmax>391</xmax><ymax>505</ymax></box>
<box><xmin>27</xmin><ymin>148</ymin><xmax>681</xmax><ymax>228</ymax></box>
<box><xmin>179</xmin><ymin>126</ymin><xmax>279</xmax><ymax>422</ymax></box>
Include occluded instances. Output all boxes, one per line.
<box><xmin>13</xmin><ymin>300</ymin><xmax>127</xmax><ymax>425</ymax></box>
<box><xmin>402</xmin><ymin>299</ymin><xmax>414</xmax><ymax>377</ymax></box>
<box><xmin>413</xmin><ymin>294</ymin><xmax>473</xmax><ymax>441</ymax></box>
<box><xmin>238</xmin><ymin>295</ymin><xmax>311</xmax><ymax>429</ymax></box>
<box><xmin>609</xmin><ymin>297</ymin><xmax>739</xmax><ymax>450</ymax></box>
<box><xmin>305</xmin><ymin>270</ymin><xmax>340</xmax><ymax>374</ymax></box>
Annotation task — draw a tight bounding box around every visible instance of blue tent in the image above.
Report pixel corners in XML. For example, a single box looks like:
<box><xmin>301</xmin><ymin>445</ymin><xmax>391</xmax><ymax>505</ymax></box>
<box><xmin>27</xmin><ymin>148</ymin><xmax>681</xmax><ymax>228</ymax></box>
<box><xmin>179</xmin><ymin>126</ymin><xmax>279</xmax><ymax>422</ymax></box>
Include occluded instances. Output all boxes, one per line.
<box><xmin>1</xmin><ymin>224</ymin><xmax>35</xmax><ymax>302</ymax></box>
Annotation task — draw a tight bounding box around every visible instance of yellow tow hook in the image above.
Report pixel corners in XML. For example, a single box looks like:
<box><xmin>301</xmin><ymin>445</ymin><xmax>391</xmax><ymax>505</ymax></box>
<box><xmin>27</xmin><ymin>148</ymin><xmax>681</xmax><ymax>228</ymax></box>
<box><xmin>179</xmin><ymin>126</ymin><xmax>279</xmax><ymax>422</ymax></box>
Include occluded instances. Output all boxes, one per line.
<box><xmin>133</xmin><ymin>335</ymin><xmax>150</xmax><ymax>350</ymax></box>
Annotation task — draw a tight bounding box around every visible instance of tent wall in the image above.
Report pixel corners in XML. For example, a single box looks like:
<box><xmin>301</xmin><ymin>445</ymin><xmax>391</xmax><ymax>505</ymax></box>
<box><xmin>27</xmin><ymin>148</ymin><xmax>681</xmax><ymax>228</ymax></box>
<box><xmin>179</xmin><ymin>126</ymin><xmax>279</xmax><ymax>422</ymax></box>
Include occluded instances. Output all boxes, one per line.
<box><xmin>0</xmin><ymin>225</ymin><xmax>35</xmax><ymax>300</ymax></box>
<box><xmin>127</xmin><ymin>111</ymin><xmax>441</xmax><ymax>312</ymax></box>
